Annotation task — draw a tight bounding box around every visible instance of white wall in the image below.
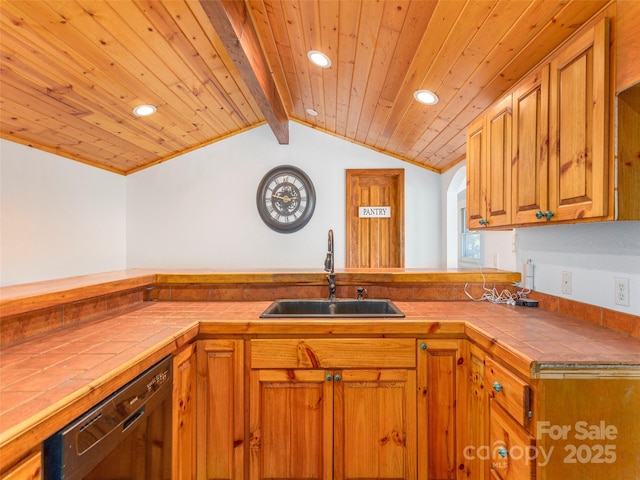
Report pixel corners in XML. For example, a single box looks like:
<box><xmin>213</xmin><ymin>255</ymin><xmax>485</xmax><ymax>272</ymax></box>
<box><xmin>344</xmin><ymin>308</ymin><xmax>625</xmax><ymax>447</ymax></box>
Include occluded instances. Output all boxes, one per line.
<box><xmin>440</xmin><ymin>162</ymin><xmax>465</xmax><ymax>268</ymax></box>
<box><xmin>3</xmin><ymin>125</ymin><xmax>638</xmax><ymax>318</ymax></box>
<box><xmin>126</xmin><ymin>123</ymin><xmax>442</xmax><ymax>270</ymax></box>
<box><xmin>516</xmin><ymin>222</ymin><xmax>640</xmax><ymax>315</ymax></box>
<box><xmin>0</xmin><ymin>140</ymin><xmax>126</xmax><ymax>286</ymax></box>
<box><xmin>440</xmin><ymin>162</ymin><xmax>517</xmax><ymax>272</ymax></box>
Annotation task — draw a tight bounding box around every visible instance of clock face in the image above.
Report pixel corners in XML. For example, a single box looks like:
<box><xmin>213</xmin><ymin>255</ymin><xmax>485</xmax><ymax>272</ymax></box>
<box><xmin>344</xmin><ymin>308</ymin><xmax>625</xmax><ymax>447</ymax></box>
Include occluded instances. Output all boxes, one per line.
<box><xmin>256</xmin><ymin>166</ymin><xmax>316</xmax><ymax>233</ymax></box>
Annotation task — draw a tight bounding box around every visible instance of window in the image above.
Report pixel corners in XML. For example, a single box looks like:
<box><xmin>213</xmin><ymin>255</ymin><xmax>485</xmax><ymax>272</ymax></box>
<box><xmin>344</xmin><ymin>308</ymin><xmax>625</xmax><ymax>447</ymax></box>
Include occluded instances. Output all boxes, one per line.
<box><xmin>459</xmin><ymin>206</ymin><xmax>481</xmax><ymax>262</ymax></box>
<box><xmin>457</xmin><ymin>188</ymin><xmax>482</xmax><ymax>265</ymax></box>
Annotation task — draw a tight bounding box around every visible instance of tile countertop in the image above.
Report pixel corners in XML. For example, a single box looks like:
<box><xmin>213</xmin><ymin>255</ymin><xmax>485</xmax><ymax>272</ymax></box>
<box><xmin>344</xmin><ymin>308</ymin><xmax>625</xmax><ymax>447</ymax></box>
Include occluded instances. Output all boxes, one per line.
<box><xmin>2</xmin><ymin>300</ymin><xmax>640</xmax><ymax>464</ymax></box>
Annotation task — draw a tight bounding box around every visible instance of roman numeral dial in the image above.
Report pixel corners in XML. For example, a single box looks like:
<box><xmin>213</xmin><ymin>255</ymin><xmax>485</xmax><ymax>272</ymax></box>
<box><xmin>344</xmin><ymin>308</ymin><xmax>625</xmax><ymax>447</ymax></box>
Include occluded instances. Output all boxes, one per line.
<box><xmin>256</xmin><ymin>166</ymin><xmax>316</xmax><ymax>233</ymax></box>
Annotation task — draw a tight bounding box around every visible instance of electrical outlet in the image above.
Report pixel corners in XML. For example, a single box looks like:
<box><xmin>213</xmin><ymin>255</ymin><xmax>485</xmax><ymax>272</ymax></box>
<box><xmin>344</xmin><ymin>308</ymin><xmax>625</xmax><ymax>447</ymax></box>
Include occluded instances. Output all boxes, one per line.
<box><xmin>615</xmin><ymin>278</ymin><xmax>630</xmax><ymax>307</ymax></box>
<box><xmin>562</xmin><ymin>271</ymin><xmax>572</xmax><ymax>295</ymax></box>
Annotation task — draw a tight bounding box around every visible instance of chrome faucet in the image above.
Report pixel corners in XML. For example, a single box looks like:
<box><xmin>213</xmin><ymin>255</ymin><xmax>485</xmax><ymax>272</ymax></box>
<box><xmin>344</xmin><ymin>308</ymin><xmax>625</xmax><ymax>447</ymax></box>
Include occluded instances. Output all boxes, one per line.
<box><xmin>324</xmin><ymin>229</ymin><xmax>336</xmax><ymax>300</ymax></box>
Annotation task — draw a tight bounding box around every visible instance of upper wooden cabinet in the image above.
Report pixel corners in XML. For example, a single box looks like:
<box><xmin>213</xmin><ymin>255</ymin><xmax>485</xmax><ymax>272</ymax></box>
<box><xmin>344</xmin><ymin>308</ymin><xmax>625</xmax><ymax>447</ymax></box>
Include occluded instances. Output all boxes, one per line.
<box><xmin>616</xmin><ymin>0</ymin><xmax>640</xmax><ymax>92</ymax></box>
<box><xmin>617</xmin><ymin>85</ymin><xmax>640</xmax><ymax>220</ymax></box>
<box><xmin>466</xmin><ymin>116</ymin><xmax>487</xmax><ymax>229</ymax></box>
<box><xmin>468</xmin><ymin>17</ymin><xmax>620</xmax><ymax>228</ymax></box>
<box><xmin>548</xmin><ymin>18</ymin><xmax>610</xmax><ymax>223</ymax></box>
<box><xmin>511</xmin><ymin>65</ymin><xmax>550</xmax><ymax>225</ymax></box>
<box><xmin>466</xmin><ymin>94</ymin><xmax>513</xmax><ymax>229</ymax></box>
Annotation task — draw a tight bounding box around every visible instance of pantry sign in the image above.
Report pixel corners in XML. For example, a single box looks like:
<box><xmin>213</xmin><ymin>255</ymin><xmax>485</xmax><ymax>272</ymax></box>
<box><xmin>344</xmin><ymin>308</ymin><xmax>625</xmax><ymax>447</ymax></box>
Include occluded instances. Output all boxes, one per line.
<box><xmin>359</xmin><ymin>206</ymin><xmax>391</xmax><ymax>218</ymax></box>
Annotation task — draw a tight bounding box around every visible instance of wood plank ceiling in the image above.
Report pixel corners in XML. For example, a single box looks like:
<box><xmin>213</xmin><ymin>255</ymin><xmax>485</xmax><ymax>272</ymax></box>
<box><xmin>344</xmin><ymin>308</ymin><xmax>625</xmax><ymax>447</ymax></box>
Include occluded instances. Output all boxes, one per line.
<box><xmin>0</xmin><ymin>0</ymin><xmax>608</xmax><ymax>175</ymax></box>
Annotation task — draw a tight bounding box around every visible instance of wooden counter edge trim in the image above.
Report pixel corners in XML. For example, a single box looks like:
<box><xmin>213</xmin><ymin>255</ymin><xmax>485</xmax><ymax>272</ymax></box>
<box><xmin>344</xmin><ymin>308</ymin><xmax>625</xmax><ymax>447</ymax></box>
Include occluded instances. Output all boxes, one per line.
<box><xmin>464</xmin><ymin>322</ymin><xmax>535</xmax><ymax>380</ymax></box>
<box><xmin>196</xmin><ymin>319</ymin><xmax>468</xmax><ymax>337</ymax></box>
<box><xmin>156</xmin><ymin>270</ymin><xmax>522</xmax><ymax>285</ymax></box>
<box><xmin>0</xmin><ymin>274</ymin><xmax>157</xmax><ymax>318</ymax></box>
<box><xmin>0</xmin><ymin>323</ymin><xmax>199</xmax><ymax>469</ymax></box>
<box><xmin>0</xmin><ymin>270</ymin><xmax>520</xmax><ymax>318</ymax></box>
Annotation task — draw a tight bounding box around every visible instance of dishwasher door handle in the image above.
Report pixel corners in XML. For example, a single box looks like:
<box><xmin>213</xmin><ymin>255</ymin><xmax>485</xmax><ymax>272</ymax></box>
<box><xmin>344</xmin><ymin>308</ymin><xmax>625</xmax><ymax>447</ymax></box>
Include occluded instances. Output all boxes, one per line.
<box><xmin>123</xmin><ymin>406</ymin><xmax>145</xmax><ymax>432</ymax></box>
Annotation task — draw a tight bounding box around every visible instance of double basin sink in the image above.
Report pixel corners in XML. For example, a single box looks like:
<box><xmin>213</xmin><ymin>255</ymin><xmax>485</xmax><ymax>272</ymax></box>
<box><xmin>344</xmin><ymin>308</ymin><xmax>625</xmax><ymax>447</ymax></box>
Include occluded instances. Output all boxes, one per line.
<box><xmin>260</xmin><ymin>298</ymin><xmax>405</xmax><ymax>318</ymax></box>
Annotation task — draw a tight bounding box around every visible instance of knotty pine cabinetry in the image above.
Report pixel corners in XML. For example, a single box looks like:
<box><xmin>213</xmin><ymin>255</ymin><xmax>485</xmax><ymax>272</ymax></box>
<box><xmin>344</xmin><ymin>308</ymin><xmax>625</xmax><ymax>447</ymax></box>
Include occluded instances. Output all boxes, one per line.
<box><xmin>460</xmin><ymin>343</ymin><xmax>490</xmax><ymax>480</ymax></box>
<box><xmin>466</xmin><ymin>95</ymin><xmax>513</xmax><ymax>229</ymax></box>
<box><xmin>196</xmin><ymin>340</ymin><xmax>245</xmax><ymax>480</ymax></box>
<box><xmin>532</xmin><ymin>369</ymin><xmax>640</xmax><ymax>480</ymax></box>
<box><xmin>616</xmin><ymin>85</ymin><xmax>640</xmax><ymax>220</ymax></box>
<box><xmin>172</xmin><ymin>343</ymin><xmax>197</xmax><ymax>480</ymax></box>
<box><xmin>616</xmin><ymin>0</ymin><xmax>640</xmax><ymax>92</ymax></box>
<box><xmin>469</xmin><ymin>16</ymin><xmax>640</xmax><ymax>228</ymax></box>
<box><xmin>511</xmin><ymin>64</ymin><xmax>550</xmax><ymax>225</ymax></box>
<box><xmin>0</xmin><ymin>450</ymin><xmax>41</xmax><ymax>480</ymax></box>
<box><xmin>417</xmin><ymin>339</ymin><xmax>464</xmax><ymax>480</ymax></box>
<box><xmin>459</xmin><ymin>349</ymin><xmax>537</xmax><ymax>480</ymax></box>
<box><xmin>249</xmin><ymin>338</ymin><xmax>419</xmax><ymax>480</ymax></box>
<box><xmin>547</xmin><ymin>18</ymin><xmax>609</xmax><ymax>223</ymax></box>
<box><xmin>485</xmin><ymin>357</ymin><xmax>535</xmax><ymax>480</ymax></box>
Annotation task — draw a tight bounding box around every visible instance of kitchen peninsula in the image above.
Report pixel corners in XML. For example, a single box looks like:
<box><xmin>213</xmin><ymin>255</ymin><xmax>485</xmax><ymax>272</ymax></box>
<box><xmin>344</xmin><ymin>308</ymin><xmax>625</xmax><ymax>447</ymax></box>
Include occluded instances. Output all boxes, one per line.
<box><xmin>1</xmin><ymin>270</ymin><xmax>639</xmax><ymax>480</ymax></box>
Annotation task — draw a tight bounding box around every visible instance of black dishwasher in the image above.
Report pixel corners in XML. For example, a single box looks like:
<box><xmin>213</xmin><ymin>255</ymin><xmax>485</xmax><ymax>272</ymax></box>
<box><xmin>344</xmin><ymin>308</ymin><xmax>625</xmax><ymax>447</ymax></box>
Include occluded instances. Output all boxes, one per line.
<box><xmin>43</xmin><ymin>356</ymin><xmax>173</xmax><ymax>480</ymax></box>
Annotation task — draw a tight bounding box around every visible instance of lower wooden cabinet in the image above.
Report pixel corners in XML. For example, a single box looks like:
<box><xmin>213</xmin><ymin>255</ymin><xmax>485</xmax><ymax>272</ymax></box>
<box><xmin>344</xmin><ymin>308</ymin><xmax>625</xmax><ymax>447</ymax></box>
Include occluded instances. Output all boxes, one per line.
<box><xmin>417</xmin><ymin>339</ymin><xmax>463</xmax><ymax>480</ymax></box>
<box><xmin>172</xmin><ymin>343</ymin><xmax>197</xmax><ymax>480</ymax></box>
<box><xmin>334</xmin><ymin>369</ymin><xmax>416</xmax><ymax>479</ymax></box>
<box><xmin>0</xmin><ymin>450</ymin><xmax>41</xmax><ymax>480</ymax></box>
<box><xmin>249</xmin><ymin>338</ymin><xmax>417</xmax><ymax>480</ymax></box>
<box><xmin>182</xmin><ymin>334</ymin><xmax>640</xmax><ymax>480</ymax></box>
<box><xmin>533</xmin><ymin>373</ymin><xmax>640</xmax><ymax>480</ymax></box>
<box><xmin>460</xmin><ymin>343</ymin><xmax>490</xmax><ymax>480</ymax></box>
<box><xmin>489</xmin><ymin>402</ymin><xmax>535</xmax><ymax>480</ymax></box>
<box><xmin>196</xmin><ymin>339</ymin><xmax>245</xmax><ymax>480</ymax></box>
<box><xmin>485</xmin><ymin>357</ymin><xmax>535</xmax><ymax>480</ymax></box>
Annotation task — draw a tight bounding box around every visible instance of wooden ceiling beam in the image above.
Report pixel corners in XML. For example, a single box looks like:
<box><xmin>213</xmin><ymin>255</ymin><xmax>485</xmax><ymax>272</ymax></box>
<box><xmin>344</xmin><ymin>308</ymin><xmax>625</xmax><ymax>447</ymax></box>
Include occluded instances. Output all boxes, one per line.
<box><xmin>199</xmin><ymin>0</ymin><xmax>289</xmax><ymax>144</ymax></box>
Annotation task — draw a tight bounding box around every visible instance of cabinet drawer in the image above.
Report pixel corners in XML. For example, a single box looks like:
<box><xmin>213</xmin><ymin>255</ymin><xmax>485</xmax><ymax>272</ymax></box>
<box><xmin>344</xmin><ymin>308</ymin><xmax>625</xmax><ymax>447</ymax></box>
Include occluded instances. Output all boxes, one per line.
<box><xmin>489</xmin><ymin>402</ymin><xmax>536</xmax><ymax>480</ymax></box>
<box><xmin>485</xmin><ymin>357</ymin><xmax>531</xmax><ymax>426</ymax></box>
<box><xmin>251</xmin><ymin>338</ymin><xmax>415</xmax><ymax>369</ymax></box>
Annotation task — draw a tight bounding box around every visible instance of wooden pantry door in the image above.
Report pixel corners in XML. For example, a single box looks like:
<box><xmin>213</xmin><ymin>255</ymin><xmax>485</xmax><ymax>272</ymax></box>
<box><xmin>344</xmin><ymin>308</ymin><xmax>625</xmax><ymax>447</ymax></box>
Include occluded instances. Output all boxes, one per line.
<box><xmin>346</xmin><ymin>169</ymin><xmax>404</xmax><ymax>268</ymax></box>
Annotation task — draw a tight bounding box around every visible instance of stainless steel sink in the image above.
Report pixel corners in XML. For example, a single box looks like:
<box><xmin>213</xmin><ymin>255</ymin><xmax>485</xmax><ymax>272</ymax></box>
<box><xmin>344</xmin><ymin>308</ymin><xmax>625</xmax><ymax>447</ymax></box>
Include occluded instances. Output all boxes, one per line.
<box><xmin>260</xmin><ymin>298</ymin><xmax>405</xmax><ymax>318</ymax></box>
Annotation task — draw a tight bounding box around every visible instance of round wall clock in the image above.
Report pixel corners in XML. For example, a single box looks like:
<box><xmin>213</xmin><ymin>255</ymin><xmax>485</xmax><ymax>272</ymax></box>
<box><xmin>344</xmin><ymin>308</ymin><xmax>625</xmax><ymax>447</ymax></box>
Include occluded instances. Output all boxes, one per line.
<box><xmin>256</xmin><ymin>165</ymin><xmax>316</xmax><ymax>233</ymax></box>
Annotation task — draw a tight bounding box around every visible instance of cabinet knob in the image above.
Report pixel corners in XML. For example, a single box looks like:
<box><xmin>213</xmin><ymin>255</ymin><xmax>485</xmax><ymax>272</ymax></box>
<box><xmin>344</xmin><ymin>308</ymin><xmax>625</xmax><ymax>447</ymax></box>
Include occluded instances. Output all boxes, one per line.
<box><xmin>326</xmin><ymin>374</ymin><xmax>333</xmax><ymax>382</ymax></box>
<box><xmin>334</xmin><ymin>374</ymin><xmax>342</xmax><ymax>382</ymax></box>
<box><xmin>536</xmin><ymin>210</ymin><xmax>554</xmax><ymax>221</ymax></box>
<box><xmin>479</xmin><ymin>218</ymin><xmax>488</xmax><ymax>226</ymax></box>
<box><xmin>498</xmin><ymin>446</ymin><xmax>508</xmax><ymax>458</ymax></box>
<box><xmin>493</xmin><ymin>381</ymin><xmax>503</xmax><ymax>392</ymax></box>
<box><xmin>420</xmin><ymin>342</ymin><xmax>427</xmax><ymax>350</ymax></box>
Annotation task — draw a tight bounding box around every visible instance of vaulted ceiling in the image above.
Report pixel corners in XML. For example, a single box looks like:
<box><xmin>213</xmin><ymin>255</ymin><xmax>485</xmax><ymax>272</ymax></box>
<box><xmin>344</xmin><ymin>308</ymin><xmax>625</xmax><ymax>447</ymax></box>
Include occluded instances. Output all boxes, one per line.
<box><xmin>0</xmin><ymin>0</ymin><xmax>608</xmax><ymax>175</ymax></box>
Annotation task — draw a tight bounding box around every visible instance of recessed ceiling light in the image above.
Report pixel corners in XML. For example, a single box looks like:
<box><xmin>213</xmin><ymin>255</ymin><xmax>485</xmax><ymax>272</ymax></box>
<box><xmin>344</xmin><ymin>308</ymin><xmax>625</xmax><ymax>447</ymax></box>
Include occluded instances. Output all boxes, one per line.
<box><xmin>307</xmin><ymin>50</ymin><xmax>332</xmax><ymax>68</ymax></box>
<box><xmin>413</xmin><ymin>90</ymin><xmax>439</xmax><ymax>105</ymax></box>
<box><xmin>306</xmin><ymin>108</ymin><xmax>319</xmax><ymax>116</ymax></box>
<box><xmin>132</xmin><ymin>104</ymin><xmax>157</xmax><ymax>117</ymax></box>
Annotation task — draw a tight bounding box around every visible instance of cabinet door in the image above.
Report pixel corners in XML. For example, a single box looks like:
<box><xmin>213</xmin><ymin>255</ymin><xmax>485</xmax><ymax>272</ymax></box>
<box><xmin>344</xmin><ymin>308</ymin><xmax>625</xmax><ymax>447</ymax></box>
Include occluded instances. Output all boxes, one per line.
<box><xmin>466</xmin><ymin>95</ymin><xmax>512</xmax><ymax>230</ymax></box>
<box><xmin>197</xmin><ymin>340</ymin><xmax>244</xmax><ymax>480</ymax></box>
<box><xmin>459</xmin><ymin>343</ymin><xmax>490</xmax><ymax>480</ymax></box>
<box><xmin>249</xmin><ymin>369</ymin><xmax>333</xmax><ymax>480</ymax></box>
<box><xmin>485</xmin><ymin>95</ymin><xmax>513</xmax><ymax>228</ymax></box>
<box><xmin>512</xmin><ymin>65</ymin><xmax>550</xmax><ymax>225</ymax></box>
<box><xmin>489</xmin><ymin>402</ymin><xmax>535</xmax><ymax>480</ymax></box>
<box><xmin>548</xmin><ymin>18</ymin><xmax>609</xmax><ymax>222</ymax></box>
<box><xmin>417</xmin><ymin>339</ymin><xmax>462</xmax><ymax>480</ymax></box>
<box><xmin>334</xmin><ymin>369</ymin><xmax>417</xmax><ymax>480</ymax></box>
<box><xmin>466</xmin><ymin>115</ymin><xmax>487</xmax><ymax>229</ymax></box>
<box><xmin>0</xmin><ymin>450</ymin><xmax>41</xmax><ymax>480</ymax></box>
<box><xmin>173</xmin><ymin>343</ymin><xmax>197</xmax><ymax>480</ymax></box>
